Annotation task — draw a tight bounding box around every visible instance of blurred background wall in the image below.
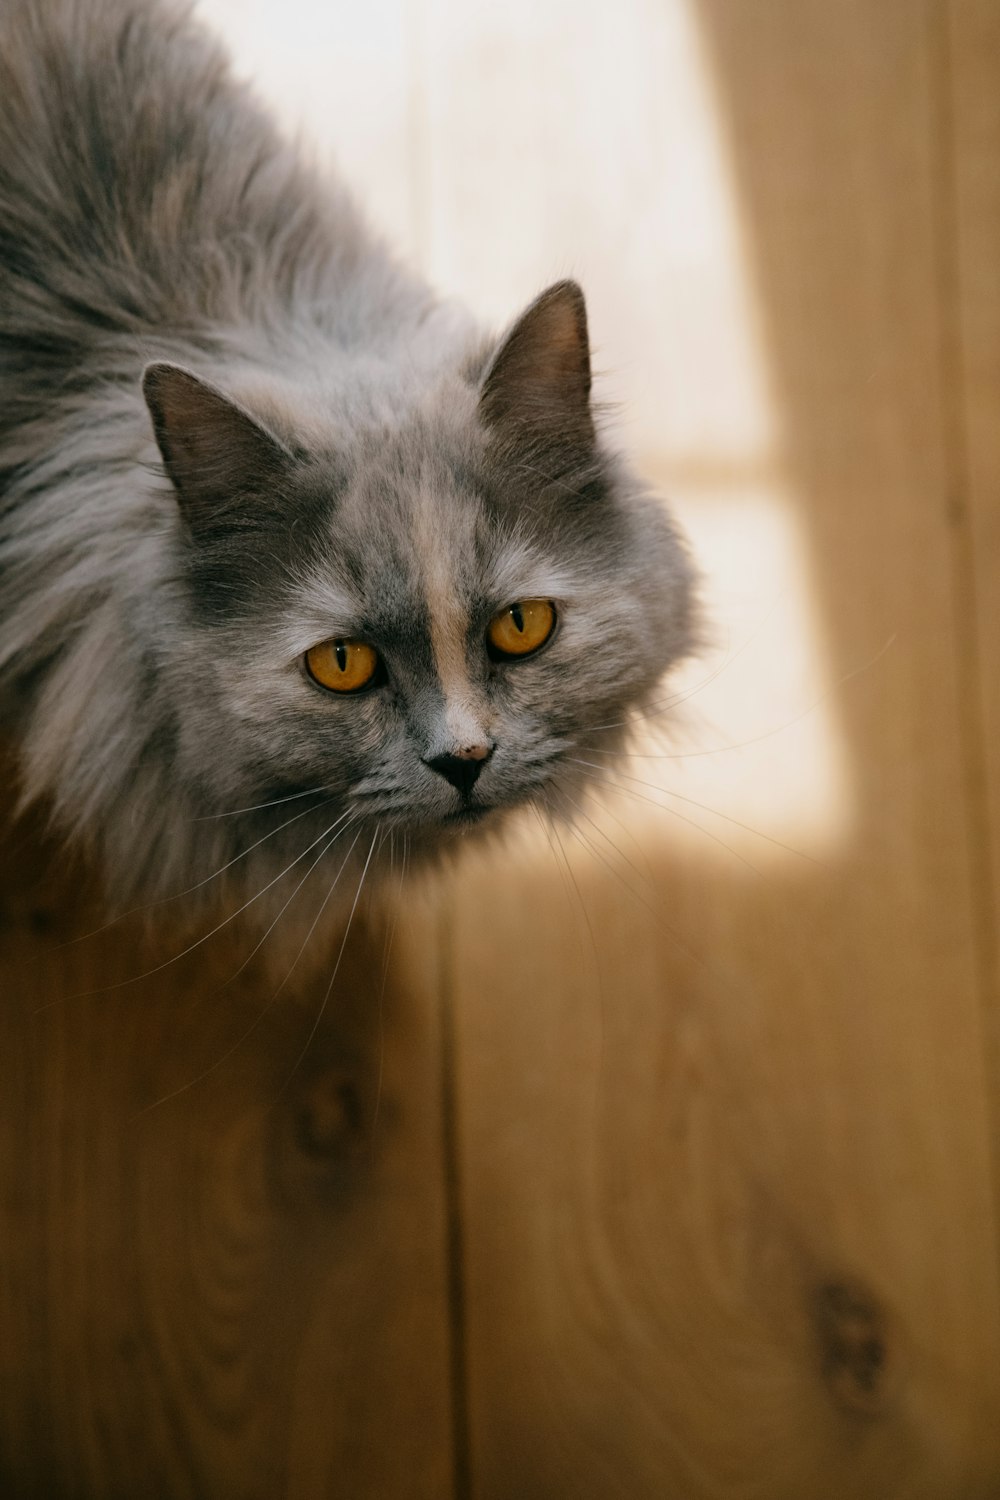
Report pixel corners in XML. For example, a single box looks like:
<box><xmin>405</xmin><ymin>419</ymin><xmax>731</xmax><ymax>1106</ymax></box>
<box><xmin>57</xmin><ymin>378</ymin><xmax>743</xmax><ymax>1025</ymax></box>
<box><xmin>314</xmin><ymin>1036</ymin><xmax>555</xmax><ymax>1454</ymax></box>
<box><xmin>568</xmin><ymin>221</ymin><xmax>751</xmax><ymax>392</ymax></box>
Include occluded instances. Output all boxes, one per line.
<box><xmin>1</xmin><ymin>2</ymin><xmax>998</xmax><ymax>1496</ymax></box>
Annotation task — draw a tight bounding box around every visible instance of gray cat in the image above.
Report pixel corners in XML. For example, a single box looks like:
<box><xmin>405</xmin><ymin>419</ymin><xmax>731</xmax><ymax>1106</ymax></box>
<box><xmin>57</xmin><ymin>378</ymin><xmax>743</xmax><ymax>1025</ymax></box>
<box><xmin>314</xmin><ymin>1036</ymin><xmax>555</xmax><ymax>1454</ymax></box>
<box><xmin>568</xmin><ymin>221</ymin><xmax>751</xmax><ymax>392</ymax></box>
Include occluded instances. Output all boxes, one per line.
<box><xmin>0</xmin><ymin>0</ymin><xmax>695</xmax><ymax>920</ymax></box>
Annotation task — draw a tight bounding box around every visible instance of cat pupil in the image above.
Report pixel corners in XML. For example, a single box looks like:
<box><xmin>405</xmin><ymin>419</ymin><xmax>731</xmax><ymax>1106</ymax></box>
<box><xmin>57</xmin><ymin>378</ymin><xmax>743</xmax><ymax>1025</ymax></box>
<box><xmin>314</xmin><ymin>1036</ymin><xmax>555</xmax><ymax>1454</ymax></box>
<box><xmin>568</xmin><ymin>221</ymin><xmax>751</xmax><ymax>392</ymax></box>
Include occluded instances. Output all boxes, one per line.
<box><xmin>335</xmin><ymin>642</ymin><xmax>348</xmax><ymax>673</ymax></box>
<box><xmin>511</xmin><ymin>604</ymin><xmax>524</xmax><ymax>634</ymax></box>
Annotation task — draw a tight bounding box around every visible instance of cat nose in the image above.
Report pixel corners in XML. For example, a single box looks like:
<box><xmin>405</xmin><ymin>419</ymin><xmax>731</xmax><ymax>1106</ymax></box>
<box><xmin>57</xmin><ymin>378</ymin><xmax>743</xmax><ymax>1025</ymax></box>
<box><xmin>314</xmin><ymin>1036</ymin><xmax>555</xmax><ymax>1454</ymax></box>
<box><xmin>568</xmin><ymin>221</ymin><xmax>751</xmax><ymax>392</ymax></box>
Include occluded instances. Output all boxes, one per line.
<box><xmin>424</xmin><ymin>744</ymin><xmax>494</xmax><ymax>795</ymax></box>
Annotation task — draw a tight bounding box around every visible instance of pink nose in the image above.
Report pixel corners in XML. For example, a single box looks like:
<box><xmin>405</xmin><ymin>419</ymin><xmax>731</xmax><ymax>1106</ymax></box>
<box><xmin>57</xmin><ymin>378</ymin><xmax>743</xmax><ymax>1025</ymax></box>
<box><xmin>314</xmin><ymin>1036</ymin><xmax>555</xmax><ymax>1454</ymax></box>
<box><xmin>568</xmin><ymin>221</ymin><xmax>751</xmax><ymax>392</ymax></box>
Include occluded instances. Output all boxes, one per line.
<box><xmin>453</xmin><ymin>743</ymin><xmax>492</xmax><ymax>762</ymax></box>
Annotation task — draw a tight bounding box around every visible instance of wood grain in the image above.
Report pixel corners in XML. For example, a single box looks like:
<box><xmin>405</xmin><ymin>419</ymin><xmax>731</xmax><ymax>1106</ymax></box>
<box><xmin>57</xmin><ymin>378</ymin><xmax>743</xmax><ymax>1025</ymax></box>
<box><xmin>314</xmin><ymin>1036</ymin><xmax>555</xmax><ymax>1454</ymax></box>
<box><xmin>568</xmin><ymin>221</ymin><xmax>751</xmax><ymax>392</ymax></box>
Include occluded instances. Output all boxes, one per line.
<box><xmin>442</xmin><ymin>3</ymin><xmax>1000</xmax><ymax>1495</ymax></box>
<box><xmin>2</xmin><ymin>1</ymin><xmax>999</xmax><ymax>1495</ymax></box>
<box><xmin>947</xmin><ymin>0</ymin><xmax>1000</xmax><ymax>1168</ymax></box>
<box><xmin>0</xmin><ymin>805</ymin><xmax>455</xmax><ymax>1498</ymax></box>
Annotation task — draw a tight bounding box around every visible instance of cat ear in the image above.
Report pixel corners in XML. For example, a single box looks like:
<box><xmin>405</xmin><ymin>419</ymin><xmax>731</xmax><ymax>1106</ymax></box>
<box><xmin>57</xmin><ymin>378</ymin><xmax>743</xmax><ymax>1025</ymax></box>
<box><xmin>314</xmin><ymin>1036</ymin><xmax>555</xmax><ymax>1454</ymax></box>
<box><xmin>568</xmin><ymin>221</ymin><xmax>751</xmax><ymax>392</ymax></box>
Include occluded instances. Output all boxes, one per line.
<box><xmin>478</xmin><ymin>280</ymin><xmax>594</xmax><ymax>448</ymax></box>
<box><xmin>142</xmin><ymin>362</ymin><xmax>294</xmax><ymax>537</ymax></box>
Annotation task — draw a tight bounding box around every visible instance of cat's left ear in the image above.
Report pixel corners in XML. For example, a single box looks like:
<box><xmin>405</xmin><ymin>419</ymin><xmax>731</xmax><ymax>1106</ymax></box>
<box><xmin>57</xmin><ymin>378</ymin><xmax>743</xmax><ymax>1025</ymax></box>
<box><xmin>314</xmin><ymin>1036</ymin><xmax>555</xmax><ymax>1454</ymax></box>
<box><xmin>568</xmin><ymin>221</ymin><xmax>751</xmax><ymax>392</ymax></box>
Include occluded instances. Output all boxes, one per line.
<box><xmin>478</xmin><ymin>280</ymin><xmax>594</xmax><ymax>448</ymax></box>
<box><xmin>143</xmin><ymin>362</ymin><xmax>294</xmax><ymax>539</ymax></box>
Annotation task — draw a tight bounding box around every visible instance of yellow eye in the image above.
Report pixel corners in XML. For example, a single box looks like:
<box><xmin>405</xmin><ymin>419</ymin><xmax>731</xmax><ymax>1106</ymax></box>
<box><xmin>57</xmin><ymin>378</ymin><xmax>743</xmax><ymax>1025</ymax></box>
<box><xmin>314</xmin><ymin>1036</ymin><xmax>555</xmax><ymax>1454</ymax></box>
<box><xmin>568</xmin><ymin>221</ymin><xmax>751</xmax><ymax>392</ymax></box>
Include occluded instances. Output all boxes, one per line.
<box><xmin>305</xmin><ymin>638</ymin><xmax>381</xmax><ymax>693</ymax></box>
<box><xmin>486</xmin><ymin>599</ymin><xmax>557</xmax><ymax>659</ymax></box>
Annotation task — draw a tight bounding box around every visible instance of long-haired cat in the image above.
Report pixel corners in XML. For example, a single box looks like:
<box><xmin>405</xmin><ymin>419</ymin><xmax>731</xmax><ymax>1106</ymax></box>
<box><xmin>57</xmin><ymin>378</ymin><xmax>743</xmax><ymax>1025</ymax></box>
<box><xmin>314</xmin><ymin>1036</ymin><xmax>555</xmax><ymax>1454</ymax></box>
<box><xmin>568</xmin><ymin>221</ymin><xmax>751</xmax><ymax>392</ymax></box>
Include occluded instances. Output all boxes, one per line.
<box><xmin>0</xmin><ymin>0</ymin><xmax>695</xmax><ymax>921</ymax></box>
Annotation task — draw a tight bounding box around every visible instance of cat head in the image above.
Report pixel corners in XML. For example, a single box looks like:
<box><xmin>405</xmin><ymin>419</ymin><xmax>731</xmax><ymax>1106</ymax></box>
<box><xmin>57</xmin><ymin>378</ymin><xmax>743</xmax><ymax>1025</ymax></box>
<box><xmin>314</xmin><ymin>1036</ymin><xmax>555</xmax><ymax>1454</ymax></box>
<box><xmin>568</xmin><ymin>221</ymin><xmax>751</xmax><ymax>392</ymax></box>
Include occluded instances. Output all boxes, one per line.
<box><xmin>142</xmin><ymin>281</ymin><xmax>695</xmax><ymax>856</ymax></box>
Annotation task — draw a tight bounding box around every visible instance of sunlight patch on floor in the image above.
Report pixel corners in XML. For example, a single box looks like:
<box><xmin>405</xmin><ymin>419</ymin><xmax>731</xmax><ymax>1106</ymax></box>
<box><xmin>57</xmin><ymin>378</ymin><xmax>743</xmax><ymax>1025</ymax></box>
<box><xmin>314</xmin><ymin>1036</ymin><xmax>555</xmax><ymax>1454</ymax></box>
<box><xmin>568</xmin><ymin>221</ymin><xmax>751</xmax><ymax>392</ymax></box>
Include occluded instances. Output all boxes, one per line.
<box><xmin>616</xmin><ymin>479</ymin><xmax>854</xmax><ymax>864</ymax></box>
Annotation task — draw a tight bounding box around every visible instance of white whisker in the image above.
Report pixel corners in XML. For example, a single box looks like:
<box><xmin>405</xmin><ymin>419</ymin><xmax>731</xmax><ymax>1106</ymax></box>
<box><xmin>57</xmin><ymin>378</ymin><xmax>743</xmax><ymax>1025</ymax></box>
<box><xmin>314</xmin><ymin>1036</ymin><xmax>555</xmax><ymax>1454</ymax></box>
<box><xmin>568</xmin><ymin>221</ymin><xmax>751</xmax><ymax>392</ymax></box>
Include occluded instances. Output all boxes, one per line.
<box><xmin>580</xmin><ymin>617</ymin><xmax>765</xmax><ymax>737</ymax></box>
<box><xmin>545</xmin><ymin>785</ymin><xmax>720</xmax><ymax>980</ymax></box>
<box><xmin>578</xmin><ymin>633</ymin><xmax>898</xmax><ymax>758</ymax></box>
<box><xmin>567</xmin><ymin>762</ymin><xmax>764</xmax><ymax>877</ymax></box>
<box><xmin>569</xmin><ymin>757</ymin><xmax>823</xmax><ymax>870</ymax></box>
<box><xmin>552</xmin><ymin>784</ymin><xmax>655</xmax><ymax>895</ymax></box>
<box><xmin>549</xmin><ymin>809</ymin><xmax>603</xmax><ymax>977</ymax></box>
<box><xmin>372</xmin><ymin>828</ymin><xmax>408</xmax><ymax>1137</ymax></box>
<box><xmin>134</xmin><ymin>817</ymin><xmax>358</xmax><ymax>1115</ymax></box>
<box><xmin>40</xmin><ymin>809</ymin><xmax>357</xmax><ymax>1009</ymax></box>
<box><xmin>63</xmin><ymin>796</ymin><xmax>332</xmax><ymax>946</ymax></box>
<box><xmin>531</xmin><ymin>802</ymin><xmax>589</xmax><ymax>940</ymax></box>
<box><xmin>215</xmin><ymin>815</ymin><xmax>356</xmax><ymax>992</ymax></box>
<box><xmin>195</xmin><ymin>785</ymin><xmax>333</xmax><ymax>820</ymax></box>
<box><xmin>257</xmin><ymin>823</ymin><xmax>366</xmax><ymax>1006</ymax></box>
<box><xmin>277</xmin><ymin>826</ymin><xmax>381</xmax><ymax>1099</ymax></box>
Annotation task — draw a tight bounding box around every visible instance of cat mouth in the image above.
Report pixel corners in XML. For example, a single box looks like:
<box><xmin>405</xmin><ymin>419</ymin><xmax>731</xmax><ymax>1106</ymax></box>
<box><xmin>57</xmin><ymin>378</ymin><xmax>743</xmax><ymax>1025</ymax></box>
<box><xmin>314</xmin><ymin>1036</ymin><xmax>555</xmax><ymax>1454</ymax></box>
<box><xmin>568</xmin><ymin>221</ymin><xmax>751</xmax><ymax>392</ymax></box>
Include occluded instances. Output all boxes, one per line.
<box><xmin>443</xmin><ymin>805</ymin><xmax>493</xmax><ymax>825</ymax></box>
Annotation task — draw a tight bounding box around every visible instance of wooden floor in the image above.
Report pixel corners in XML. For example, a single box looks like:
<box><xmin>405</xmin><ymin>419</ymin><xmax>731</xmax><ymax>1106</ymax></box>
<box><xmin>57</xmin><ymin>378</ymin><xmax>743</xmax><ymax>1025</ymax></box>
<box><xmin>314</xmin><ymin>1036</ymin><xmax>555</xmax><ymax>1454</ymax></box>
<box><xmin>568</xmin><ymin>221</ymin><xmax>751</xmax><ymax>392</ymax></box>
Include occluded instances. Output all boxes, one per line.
<box><xmin>2</xmin><ymin>2</ymin><xmax>999</xmax><ymax>1495</ymax></box>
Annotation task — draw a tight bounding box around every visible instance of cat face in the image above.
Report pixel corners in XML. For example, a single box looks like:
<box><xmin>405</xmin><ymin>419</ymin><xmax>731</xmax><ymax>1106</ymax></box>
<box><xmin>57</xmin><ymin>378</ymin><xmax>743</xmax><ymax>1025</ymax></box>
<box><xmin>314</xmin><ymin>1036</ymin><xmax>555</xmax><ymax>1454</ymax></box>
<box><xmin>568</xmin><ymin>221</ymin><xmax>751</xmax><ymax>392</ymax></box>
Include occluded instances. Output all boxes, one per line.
<box><xmin>145</xmin><ymin>283</ymin><xmax>694</xmax><ymax>850</ymax></box>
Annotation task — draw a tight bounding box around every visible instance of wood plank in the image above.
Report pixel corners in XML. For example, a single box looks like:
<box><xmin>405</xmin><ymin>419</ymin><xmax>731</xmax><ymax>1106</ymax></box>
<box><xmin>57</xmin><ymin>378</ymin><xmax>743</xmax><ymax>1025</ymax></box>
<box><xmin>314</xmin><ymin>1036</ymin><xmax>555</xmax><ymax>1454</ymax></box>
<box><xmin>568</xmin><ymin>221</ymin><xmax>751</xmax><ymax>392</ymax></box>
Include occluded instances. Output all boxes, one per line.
<box><xmin>1</xmin><ymin>6</ymin><xmax>457</xmax><ymax>1493</ymax></box>
<box><xmin>0</xmin><ymin>798</ymin><xmax>455</xmax><ymax>1497</ymax></box>
<box><xmin>947</xmin><ymin>0</ymin><xmax>1000</xmax><ymax>1152</ymax></box>
<box><xmin>440</xmin><ymin>2</ymin><xmax>1000</xmax><ymax>1494</ymax></box>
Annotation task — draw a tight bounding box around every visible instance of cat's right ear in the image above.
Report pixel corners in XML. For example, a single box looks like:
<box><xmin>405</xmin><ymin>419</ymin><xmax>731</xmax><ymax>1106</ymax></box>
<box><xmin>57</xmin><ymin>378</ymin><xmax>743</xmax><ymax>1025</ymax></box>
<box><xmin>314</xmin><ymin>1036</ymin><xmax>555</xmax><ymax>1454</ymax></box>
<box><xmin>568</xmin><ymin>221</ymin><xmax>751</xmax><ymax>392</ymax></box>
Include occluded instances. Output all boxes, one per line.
<box><xmin>478</xmin><ymin>280</ymin><xmax>594</xmax><ymax>450</ymax></box>
<box><xmin>142</xmin><ymin>362</ymin><xmax>294</xmax><ymax>539</ymax></box>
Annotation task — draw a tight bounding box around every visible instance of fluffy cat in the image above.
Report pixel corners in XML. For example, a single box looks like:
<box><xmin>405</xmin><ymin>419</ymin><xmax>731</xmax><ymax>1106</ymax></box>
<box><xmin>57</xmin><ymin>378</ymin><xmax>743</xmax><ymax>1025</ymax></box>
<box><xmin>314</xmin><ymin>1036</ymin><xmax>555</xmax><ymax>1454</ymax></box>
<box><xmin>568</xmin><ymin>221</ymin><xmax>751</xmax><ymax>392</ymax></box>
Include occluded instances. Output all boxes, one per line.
<box><xmin>0</xmin><ymin>0</ymin><xmax>695</xmax><ymax>918</ymax></box>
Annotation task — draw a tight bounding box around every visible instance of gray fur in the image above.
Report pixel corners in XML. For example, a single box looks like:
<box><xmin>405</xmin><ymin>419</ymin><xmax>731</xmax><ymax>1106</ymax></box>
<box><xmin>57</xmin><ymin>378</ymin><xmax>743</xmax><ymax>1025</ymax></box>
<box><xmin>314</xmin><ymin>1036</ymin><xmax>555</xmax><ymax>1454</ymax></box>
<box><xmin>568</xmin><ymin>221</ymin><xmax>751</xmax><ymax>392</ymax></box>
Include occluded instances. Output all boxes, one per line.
<box><xmin>0</xmin><ymin>0</ymin><xmax>696</xmax><ymax>915</ymax></box>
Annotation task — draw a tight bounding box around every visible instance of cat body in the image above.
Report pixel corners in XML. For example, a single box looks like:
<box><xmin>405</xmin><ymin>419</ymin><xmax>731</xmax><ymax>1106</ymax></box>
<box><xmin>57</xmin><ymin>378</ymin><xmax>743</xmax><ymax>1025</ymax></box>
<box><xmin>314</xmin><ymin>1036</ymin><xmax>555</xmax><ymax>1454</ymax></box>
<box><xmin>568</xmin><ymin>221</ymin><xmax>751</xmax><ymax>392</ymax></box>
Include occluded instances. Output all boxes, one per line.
<box><xmin>0</xmin><ymin>0</ymin><xmax>694</xmax><ymax>915</ymax></box>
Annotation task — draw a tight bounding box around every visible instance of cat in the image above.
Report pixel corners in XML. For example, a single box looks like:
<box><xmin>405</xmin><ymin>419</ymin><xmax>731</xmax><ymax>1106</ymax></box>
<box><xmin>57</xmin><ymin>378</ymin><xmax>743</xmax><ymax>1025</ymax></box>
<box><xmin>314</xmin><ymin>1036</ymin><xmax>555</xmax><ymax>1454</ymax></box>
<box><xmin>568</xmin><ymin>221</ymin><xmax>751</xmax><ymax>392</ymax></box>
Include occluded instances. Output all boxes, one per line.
<box><xmin>0</xmin><ymin>0</ymin><xmax>696</xmax><ymax>924</ymax></box>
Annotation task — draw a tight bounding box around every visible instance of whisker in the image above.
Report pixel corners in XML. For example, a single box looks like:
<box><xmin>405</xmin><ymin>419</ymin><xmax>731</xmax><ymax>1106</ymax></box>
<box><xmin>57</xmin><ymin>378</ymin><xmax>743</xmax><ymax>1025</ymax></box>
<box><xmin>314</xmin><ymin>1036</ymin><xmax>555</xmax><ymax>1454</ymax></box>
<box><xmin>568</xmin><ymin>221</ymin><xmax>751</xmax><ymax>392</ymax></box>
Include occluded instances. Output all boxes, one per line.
<box><xmin>578</xmin><ymin>633</ymin><xmax>898</xmax><ymax>759</ymax></box>
<box><xmin>531</xmin><ymin>802</ymin><xmax>598</xmax><ymax>960</ymax></box>
<box><xmin>62</xmin><ymin>796</ymin><xmax>331</xmax><ymax>946</ymax></box>
<box><xmin>372</xmin><ymin>828</ymin><xmax>408</xmax><ymax>1138</ymax></box>
<box><xmin>551</xmin><ymin>790</ymin><xmax>772</xmax><ymax>1012</ymax></box>
<box><xmin>196</xmin><ymin>785</ymin><xmax>332</xmax><ymax>820</ymax></box>
<box><xmin>550</xmin><ymin>812</ymin><xmax>604</xmax><ymax>977</ymax></box>
<box><xmin>583</xmin><ymin>707</ymin><xmax>824</xmax><ymax>761</ymax></box>
<box><xmin>276</xmin><ymin>826</ymin><xmax>381</xmax><ymax>1100</ymax></box>
<box><xmin>553</xmin><ymin>793</ymin><xmax>646</xmax><ymax>903</ymax></box>
<box><xmin>581</xmin><ymin>602</ymin><xmax>788</xmax><ymax>737</ymax></box>
<box><xmin>212</xmin><ymin>815</ymin><xmax>356</xmax><ymax>995</ymax></box>
<box><xmin>568</xmin><ymin>762</ymin><xmax>765</xmax><ymax>878</ymax></box>
<box><xmin>134</xmin><ymin>818</ymin><xmax>358</xmax><ymax>1115</ymax></box>
<box><xmin>545</xmin><ymin>786</ymin><xmax>717</xmax><ymax>979</ymax></box>
<box><xmin>38</xmin><ymin>809</ymin><xmax>356</xmax><ymax>1010</ymax></box>
<box><xmin>260</xmin><ymin>824</ymin><xmax>365</xmax><ymax>1003</ymax></box>
<box><xmin>580</xmin><ymin>791</ymin><xmax>657</xmax><ymax>883</ymax></box>
<box><xmin>569</xmin><ymin>757</ymin><xmax>825</xmax><ymax>869</ymax></box>
<box><xmin>530</xmin><ymin>803</ymin><xmax>582</xmax><ymax>926</ymax></box>
<box><xmin>367</xmin><ymin>822</ymin><xmax>391</xmax><ymax>920</ymax></box>
<box><xmin>553</xmin><ymin>784</ymin><xmax>655</xmax><ymax>896</ymax></box>
<box><xmin>547</xmin><ymin>803</ymin><xmax>610</xmax><ymax>1090</ymax></box>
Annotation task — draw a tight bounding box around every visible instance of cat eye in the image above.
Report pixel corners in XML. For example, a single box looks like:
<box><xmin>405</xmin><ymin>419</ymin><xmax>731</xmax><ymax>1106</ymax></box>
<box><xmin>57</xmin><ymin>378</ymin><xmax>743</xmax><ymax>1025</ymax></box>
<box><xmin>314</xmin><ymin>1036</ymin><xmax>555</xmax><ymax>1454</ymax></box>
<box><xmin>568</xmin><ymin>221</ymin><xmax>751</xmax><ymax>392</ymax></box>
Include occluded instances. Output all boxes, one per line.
<box><xmin>486</xmin><ymin>599</ymin><xmax>557</xmax><ymax>660</ymax></box>
<box><xmin>305</xmin><ymin>638</ymin><xmax>381</xmax><ymax>693</ymax></box>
